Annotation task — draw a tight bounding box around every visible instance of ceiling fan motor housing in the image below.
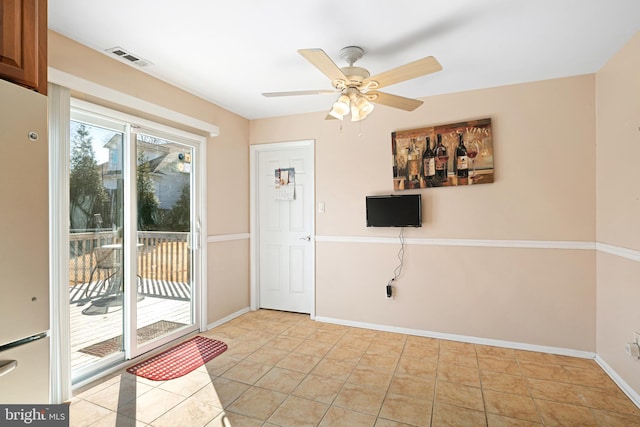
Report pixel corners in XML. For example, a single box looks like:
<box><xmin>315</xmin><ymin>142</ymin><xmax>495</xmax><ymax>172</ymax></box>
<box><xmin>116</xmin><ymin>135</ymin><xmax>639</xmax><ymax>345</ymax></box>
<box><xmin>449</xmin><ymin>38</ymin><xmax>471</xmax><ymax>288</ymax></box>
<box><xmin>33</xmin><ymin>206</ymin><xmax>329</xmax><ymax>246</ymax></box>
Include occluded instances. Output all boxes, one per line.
<box><xmin>338</xmin><ymin>66</ymin><xmax>370</xmax><ymax>87</ymax></box>
<box><xmin>339</xmin><ymin>46</ymin><xmax>365</xmax><ymax>65</ymax></box>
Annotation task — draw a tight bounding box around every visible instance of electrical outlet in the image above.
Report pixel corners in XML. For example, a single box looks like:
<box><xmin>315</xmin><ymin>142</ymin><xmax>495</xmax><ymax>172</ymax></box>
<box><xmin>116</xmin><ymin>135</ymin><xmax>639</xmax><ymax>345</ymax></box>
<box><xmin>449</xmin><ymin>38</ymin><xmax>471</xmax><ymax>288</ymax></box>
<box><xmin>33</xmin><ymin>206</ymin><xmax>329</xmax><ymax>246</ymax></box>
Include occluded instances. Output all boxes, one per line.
<box><xmin>627</xmin><ymin>342</ymin><xmax>640</xmax><ymax>359</ymax></box>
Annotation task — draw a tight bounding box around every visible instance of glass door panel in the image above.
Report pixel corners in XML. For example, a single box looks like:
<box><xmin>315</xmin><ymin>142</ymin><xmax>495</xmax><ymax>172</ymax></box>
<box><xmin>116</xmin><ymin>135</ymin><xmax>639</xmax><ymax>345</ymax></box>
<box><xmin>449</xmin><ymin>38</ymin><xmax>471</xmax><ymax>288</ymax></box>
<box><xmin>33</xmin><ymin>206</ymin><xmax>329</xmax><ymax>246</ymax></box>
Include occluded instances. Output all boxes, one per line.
<box><xmin>67</xmin><ymin>102</ymin><xmax>202</xmax><ymax>383</ymax></box>
<box><xmin>135</xmin><ymin>132</ymin><xmax>194</xmax><ymax>348</ymax></box>
<box><xmin>69</xmin><ymin>120</ymin><xmax>125</xmax><ymax>377</ymax></box>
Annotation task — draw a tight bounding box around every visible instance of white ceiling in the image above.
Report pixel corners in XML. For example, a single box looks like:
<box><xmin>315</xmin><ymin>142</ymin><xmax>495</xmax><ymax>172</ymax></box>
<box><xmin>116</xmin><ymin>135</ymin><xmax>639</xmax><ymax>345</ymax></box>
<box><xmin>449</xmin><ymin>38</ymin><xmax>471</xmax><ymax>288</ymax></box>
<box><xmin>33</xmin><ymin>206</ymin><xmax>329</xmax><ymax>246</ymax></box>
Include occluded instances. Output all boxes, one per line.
<box><xmin>49</xmin><ymin>0</ymin><xmax>640</xmax><ymax>120</ymax></box>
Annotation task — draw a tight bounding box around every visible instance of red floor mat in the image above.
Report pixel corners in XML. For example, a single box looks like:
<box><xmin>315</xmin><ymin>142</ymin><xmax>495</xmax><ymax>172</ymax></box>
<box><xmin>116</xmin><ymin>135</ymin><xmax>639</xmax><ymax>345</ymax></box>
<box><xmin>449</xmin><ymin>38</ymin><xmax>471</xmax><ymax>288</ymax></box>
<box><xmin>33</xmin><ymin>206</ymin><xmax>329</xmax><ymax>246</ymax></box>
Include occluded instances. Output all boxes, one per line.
<box><xmin>126</xmin><ymin>336</ymin><xmax>227</xmax><ymax>381</ymax></box>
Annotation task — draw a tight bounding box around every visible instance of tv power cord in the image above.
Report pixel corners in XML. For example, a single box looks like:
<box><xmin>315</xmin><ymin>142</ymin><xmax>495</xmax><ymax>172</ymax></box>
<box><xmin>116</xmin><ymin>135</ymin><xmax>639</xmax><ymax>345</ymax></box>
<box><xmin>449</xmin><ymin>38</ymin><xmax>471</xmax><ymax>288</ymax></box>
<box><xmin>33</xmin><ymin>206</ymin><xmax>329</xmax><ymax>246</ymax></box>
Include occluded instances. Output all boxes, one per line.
<box><xmin>386</xmin><ymin>228</ymin><xmax>405</xmax><ymax>299</ymax></box>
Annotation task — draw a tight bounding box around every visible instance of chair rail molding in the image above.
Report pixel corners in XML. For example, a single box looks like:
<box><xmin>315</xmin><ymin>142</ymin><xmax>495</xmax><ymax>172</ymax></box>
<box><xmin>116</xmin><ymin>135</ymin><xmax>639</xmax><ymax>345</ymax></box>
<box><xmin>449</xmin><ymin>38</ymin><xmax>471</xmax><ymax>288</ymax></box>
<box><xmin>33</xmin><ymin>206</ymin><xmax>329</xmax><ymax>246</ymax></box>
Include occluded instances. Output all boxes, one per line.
<box><xmin>207</xmin><ymin>233</ymin><xmax>250</xmax><ymax>243</ymax></box>
<box><xmin>315</xmin><ymin>235</ymin><xmax>596</xmax><ymax>250</ymax></box>
<box><xmin>596</xmin><ymin>242</ymin><xmax>640</xmax><ymax>262</ymax></box>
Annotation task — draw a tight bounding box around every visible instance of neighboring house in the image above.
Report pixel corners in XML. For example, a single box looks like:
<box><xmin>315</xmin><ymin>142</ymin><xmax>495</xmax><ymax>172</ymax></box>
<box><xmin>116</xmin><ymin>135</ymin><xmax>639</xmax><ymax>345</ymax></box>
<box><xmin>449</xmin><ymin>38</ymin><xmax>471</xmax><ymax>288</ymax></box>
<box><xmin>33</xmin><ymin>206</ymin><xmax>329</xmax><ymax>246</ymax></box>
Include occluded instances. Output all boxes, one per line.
<box><xmin>101</xmin><ymin>133</ymin><xmax>190</xmax><ymax>211</ymax></box>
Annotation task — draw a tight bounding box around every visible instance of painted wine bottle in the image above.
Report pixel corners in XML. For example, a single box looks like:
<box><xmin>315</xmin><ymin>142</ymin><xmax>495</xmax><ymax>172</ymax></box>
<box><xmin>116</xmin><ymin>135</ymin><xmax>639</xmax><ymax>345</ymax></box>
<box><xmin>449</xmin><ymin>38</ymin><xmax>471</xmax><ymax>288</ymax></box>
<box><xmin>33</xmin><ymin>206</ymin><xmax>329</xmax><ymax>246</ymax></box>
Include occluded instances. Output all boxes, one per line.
<box><xmin>434</xmin><ymin>133</ymin><xmax>448</xmax><ymax>182</ymax></box>
<box><xmin>455</xmin><ymin>132</ymin><xmax>469</xmax><ymax>178</ymax></box>
<box><xmin>407</xmin><ymin>138</ymin><xmax>421</xmax><ymax>188</ymax></box>
<box><xmin>423</xmin><ymin>136</ymin><xmax>435</xmax><ymax>183</ymax></box>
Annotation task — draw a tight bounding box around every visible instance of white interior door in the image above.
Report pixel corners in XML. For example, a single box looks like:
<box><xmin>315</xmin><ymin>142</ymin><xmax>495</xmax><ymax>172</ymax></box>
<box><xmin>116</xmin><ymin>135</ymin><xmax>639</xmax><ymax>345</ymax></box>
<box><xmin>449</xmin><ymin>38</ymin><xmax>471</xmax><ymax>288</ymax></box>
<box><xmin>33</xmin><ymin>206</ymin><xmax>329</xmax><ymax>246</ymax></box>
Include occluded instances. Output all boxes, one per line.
<box><xmin>256</xmin><ymin>142</ymin><xmax>314</xmax><ymax>314</ymax></box>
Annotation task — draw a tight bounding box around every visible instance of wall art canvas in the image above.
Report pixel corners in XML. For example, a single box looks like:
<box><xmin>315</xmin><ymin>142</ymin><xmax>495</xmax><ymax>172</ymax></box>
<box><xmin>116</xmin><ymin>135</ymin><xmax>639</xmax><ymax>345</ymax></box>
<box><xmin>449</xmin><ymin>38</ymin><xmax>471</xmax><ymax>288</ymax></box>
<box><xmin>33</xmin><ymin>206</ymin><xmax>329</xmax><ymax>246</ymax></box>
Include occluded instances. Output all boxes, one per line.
<box><xmin>391</xmin><ymin>118</ymin><xmax>494</xmax><ymax>190</ymax></box>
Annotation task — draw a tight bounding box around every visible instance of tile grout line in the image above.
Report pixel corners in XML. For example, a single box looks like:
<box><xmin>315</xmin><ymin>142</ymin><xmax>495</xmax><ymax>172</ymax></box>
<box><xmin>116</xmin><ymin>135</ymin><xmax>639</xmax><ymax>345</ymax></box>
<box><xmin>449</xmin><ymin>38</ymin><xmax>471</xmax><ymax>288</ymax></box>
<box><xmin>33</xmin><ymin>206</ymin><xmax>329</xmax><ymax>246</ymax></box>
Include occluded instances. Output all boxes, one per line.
<box><xmin>474</xmin><ymin>345</ymin><xmax>490</xmax><ymax>427</ymax></box>
<box><xmin>515</xmin><ymin>350</ymin><xmax>543</xmax><ymax>425</ymax></box>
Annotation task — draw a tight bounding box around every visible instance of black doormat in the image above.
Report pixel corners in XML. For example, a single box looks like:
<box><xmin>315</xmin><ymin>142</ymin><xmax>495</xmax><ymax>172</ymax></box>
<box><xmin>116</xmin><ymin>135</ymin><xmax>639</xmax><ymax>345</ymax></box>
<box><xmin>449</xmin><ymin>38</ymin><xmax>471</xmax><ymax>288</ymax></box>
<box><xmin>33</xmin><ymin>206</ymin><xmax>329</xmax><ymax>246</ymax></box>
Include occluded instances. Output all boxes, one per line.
<box><xmin>78</xmin><ymin>320</ymin><xmax>187</xmax><ymax>358</ymax></box>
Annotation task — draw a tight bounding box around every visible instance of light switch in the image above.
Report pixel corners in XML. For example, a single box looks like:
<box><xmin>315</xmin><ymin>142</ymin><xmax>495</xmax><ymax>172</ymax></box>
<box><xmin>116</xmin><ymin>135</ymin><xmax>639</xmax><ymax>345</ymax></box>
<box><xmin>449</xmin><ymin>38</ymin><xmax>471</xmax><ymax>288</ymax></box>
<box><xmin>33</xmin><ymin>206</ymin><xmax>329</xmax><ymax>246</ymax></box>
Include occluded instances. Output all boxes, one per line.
<box><xmin>319</xmin><ymin>202</ymin><xmax>325</xmax><ymax>213</ymax></box>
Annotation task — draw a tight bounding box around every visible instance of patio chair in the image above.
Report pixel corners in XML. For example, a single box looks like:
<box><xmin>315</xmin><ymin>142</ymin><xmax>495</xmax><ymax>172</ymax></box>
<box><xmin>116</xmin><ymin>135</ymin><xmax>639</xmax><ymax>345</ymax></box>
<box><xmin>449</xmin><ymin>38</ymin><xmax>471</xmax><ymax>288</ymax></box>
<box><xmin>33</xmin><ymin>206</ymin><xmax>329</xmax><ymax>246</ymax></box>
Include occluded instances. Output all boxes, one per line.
<box><xmin>83</xmin><ymin>247</ymin><xmax>121</xmax><ymax>299</ymax></box>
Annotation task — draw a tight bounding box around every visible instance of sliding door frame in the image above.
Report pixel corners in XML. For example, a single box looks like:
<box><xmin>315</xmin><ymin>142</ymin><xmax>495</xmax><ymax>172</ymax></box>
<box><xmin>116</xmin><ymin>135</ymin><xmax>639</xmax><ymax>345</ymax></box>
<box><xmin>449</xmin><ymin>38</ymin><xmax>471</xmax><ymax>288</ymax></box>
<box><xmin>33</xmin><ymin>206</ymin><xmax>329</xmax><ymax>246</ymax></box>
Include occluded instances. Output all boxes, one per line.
<box><xmin>50</xmin><ymin>92</ymin><xmax>209</xmax><ymax>398</ymax></box>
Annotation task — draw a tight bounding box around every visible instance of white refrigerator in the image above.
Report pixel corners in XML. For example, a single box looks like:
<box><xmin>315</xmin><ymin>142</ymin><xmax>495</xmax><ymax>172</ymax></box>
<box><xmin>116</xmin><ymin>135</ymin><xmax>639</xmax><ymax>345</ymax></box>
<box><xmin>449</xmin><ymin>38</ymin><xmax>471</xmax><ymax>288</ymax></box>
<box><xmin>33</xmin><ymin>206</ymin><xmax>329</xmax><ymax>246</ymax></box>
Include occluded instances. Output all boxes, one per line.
<box><xmin>0</xmin><ymin>78</ymin><xmax>50</xmax><ymax>403</ymax></box>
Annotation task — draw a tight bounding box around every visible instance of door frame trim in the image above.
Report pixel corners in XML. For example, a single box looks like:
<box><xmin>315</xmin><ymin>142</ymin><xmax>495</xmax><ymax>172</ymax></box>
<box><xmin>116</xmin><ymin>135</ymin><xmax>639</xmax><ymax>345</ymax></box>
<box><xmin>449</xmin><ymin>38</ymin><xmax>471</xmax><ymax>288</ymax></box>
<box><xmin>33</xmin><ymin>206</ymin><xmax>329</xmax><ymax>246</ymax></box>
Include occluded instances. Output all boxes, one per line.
<box><xmin>250</xmin><ymin>140</ymin><xmax>315</xmax><ymax>319</ymax></box>
<box><xmin>52</xmin><ymin>94</ymin><xmax>208</xmax><ymax>396</ymax></box>
<box><xmin>48</xmin><ymin>83</ymin><xmax>72</xmax><ymax>404</ymax></box>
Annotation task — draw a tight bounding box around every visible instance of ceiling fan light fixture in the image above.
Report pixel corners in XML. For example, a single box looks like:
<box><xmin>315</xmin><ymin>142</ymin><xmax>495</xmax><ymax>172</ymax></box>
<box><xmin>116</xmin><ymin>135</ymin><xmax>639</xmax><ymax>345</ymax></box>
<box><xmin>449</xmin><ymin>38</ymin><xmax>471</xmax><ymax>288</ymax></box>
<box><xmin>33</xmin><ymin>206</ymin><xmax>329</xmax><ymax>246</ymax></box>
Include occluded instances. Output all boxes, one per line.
<box><xmin>331</xmin><ymin>94</ymin><xmax>350</xmax><ymax>118</ymax></box>
<box><xmin>350</xmin><ymin>104</ymin><xmax>362</xmax><ymax>122</ymax></box>
<box><xmin>359</xmin><ymin>106</ymin><xmax>373</xmax><ymax>121</ymax></box>
<box><xmin>349</xmin><ymin>94</ymin><xmax>374</xmax><ymax>121</ymax></box>
<box><xmin>354</xmin><ymin>95</ymin><xmax>374</xmax><ymax>115</ymax></box>
<box><xmin>328</xmin><ymin>109</ymin><xmax>344</xmax><ymax>120</ymax></box>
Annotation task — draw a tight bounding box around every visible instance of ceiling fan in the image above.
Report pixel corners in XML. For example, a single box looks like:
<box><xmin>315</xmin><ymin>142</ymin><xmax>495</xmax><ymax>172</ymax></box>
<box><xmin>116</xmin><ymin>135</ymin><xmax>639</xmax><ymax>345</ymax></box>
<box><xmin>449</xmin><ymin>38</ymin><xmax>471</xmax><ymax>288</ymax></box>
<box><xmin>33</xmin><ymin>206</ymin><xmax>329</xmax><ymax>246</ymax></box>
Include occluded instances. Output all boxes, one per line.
<box><xmin>262</xmin><ymin>46</ymin><xmax>442</xmax><ymax>121</ymax></box>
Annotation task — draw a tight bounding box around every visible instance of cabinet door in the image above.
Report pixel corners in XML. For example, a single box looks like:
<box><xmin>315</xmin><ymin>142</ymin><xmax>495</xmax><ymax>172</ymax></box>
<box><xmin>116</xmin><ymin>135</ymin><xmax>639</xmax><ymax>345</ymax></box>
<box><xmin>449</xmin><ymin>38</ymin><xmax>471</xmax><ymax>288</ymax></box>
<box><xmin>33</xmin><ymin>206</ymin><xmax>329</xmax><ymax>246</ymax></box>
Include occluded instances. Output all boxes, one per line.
<box><xmin>0</xmin><ymin>336</ymin><xmax>50</xmax><ymax>403</ymax></box>
<box><xmin>0</xmin><ymin>0</ymin><xmax>47</xmax><ymax>95</ymax></box>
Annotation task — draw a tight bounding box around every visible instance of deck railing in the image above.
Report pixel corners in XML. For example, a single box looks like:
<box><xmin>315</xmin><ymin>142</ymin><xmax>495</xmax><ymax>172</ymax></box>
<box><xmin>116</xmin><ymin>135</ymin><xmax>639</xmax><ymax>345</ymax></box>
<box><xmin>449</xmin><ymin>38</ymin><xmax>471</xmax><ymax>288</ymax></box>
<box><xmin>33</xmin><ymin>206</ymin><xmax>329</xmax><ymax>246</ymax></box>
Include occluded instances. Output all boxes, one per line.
<box><xmin>69</xmin><ymin>230</ymin><xmax>190</xmax><ymax>286</ymax></box>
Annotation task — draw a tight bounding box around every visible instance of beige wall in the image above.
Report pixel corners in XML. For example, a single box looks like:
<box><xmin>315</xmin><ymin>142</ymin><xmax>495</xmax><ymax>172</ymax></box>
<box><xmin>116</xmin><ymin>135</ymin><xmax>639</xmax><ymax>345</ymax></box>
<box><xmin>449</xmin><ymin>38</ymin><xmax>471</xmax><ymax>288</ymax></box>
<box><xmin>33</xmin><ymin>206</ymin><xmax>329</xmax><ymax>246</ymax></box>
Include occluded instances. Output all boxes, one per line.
<box><xmin>317</xmin><ymin>244</ymin><xmax>595</xmax><ymax>351</ymax></box>
<box><xmin>49</xmin><ymin>31</ymin><xmax>251</xmax><ymax>324</ymax></box>
<box><xmin>595</xmin><ymin>32</ymin><xmax>640</xmax><ymax>392</ymax></box>
<box><xmin>252</xmin><ymin>76</ymin><xmax>596</xmax><ymax>241</ymax></box>
<box><xmin>207</xmin><ymin>240</ymin><xmax>250</xmax><ymax>321</ymax></box>
<box><xmin>251</xmin><ymin>75</ymin><xmax>597</xmax><ymax>352</ymax></box>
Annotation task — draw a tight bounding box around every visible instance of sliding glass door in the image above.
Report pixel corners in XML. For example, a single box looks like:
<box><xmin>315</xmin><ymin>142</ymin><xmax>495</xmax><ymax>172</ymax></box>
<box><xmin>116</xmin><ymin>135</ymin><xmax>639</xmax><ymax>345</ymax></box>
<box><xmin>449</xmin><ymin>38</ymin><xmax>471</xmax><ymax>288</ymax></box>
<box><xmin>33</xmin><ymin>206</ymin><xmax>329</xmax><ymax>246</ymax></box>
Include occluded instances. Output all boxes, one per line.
<box><xmin>68</xmin><ymin>104</ymin><xmax>202</xmax><ymax>381</ymax></box>
<box><xmin>131</xmin><ymin>130</ymin><xmax>196</xmax><ymax>357</ymax></box>
<box><xmin>68</xmin><ymin>117</ymin><xmax>126</xmax><ymax>375</ymax></box>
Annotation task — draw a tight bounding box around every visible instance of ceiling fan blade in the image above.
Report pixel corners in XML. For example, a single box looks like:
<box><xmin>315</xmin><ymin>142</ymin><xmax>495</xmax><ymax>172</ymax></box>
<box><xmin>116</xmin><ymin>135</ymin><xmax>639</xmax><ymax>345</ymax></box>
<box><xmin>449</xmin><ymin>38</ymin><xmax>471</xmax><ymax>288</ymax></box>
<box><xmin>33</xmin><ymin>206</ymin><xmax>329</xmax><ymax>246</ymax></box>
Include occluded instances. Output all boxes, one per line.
<box><xmin>298</xmin><ymin>48</ymin><xmax>348</xmax><ymax>84</ymax></box>
<box><xmin>368</xmin><ymin>91</ymin><xmax>424</xmax><ymax>111</ymax></box>
<box><xmin>263</xmin><ymin>89</ymin><xmax>336</xmax><ymax>97</ymax></box>
<box><xmin>363</xmin><ymin>56</ymin><xmax>442</xmax><ymax>90</ymax></box>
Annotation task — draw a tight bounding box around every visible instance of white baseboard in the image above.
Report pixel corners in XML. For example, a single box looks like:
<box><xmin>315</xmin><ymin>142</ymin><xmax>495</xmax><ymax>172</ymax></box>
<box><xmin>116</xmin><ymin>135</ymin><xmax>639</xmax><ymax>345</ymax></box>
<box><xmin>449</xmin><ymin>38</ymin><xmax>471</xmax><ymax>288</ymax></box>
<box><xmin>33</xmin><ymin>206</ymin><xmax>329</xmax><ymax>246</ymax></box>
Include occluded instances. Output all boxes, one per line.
<box><xmin>202</xmin><ymin>310</ymin><xmax>640</xmax><ymax>409</ymax></box>
<box><xmin>206</xmin><ymin>306</ymin><xmax>251</xmax><ymax>330</ymax></box>
<box><xmin>314</xmin><ymin>316</ymin><xmax>596</xmax><ymax>360</ymax></box>
<box><xmin>595</xmin><ymin>355</ymin><xmax>640</xmax><ymax>408</ymax></box>
<box><xmin>315</xmin><ymin>316</ymin><xmax>640</xmax><ymax>408</ymax></box>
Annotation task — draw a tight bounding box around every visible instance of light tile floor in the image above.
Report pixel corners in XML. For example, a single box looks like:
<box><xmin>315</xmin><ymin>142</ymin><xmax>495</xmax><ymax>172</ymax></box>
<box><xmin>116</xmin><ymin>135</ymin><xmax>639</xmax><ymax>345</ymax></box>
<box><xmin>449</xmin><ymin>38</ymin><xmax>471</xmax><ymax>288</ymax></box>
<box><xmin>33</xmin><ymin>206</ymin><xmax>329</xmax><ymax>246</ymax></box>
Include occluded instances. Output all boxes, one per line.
<box><xmin>70</xmin><ymin>309</ymin><xmax>640</xmax><ymax>426</ymax></box>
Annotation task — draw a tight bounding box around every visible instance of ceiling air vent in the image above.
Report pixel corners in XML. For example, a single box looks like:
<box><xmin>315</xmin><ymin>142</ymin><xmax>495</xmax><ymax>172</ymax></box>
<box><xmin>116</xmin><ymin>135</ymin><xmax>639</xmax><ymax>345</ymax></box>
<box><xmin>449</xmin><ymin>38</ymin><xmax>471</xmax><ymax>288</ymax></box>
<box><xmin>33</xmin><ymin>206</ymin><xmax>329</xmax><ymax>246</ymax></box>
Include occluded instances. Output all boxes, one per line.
<box><xmin>106</xmin><ymin>46</ymin><xmax>152</xmax><ymax>67</ymax></box>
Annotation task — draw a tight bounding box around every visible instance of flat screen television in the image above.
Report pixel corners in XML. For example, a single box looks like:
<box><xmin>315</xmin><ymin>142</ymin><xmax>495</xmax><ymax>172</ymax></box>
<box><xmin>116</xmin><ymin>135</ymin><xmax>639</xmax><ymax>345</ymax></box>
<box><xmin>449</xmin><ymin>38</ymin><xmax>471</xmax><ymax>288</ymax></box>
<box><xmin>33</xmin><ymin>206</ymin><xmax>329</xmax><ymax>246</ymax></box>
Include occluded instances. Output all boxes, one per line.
<box><xmin>366</xmin><ymin>194</ymin><xmax>422</xmax><ymax>227</ymax></box>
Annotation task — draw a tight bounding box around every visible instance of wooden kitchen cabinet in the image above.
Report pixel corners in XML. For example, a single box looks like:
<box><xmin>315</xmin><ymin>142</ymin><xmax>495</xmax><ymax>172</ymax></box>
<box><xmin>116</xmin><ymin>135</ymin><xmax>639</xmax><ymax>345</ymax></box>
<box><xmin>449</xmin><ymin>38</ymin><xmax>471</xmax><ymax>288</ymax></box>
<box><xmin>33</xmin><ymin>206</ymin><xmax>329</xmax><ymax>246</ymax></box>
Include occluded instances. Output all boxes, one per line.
<box><xmin>0</xmin><ymin>0</ymin><xmax>47</xmax><ymax>95</ymax></box>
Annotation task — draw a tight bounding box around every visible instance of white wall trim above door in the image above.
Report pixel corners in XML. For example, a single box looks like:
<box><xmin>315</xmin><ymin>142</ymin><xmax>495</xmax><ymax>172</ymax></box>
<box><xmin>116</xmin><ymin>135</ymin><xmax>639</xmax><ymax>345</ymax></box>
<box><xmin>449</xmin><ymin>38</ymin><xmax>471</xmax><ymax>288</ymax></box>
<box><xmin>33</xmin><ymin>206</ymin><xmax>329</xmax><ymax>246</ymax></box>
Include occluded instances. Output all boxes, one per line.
<box><xmin>48</xmin><ymin>68</ymin><xmax>219</xmax><ymax>137</ymax></box>
<box><xmin>250</xmin><ymin>140</ymin><xmax>316</xmax><ymax>318</ymax></box>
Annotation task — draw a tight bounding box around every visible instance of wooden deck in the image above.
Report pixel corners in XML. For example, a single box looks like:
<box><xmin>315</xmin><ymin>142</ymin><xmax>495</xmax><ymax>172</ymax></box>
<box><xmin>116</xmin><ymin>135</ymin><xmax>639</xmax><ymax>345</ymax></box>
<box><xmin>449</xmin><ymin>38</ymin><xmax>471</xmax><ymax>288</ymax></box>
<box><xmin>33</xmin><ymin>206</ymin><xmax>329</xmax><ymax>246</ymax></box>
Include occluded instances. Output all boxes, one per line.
<box><xmin>69</xmin><ymin>280</ymin><xmax>192</xmax><ymax>372</ymax></box>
